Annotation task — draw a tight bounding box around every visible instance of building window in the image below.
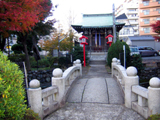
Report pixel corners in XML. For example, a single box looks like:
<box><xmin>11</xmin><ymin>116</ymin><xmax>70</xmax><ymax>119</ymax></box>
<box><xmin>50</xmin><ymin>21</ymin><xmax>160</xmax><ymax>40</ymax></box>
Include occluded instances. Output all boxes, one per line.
<box><xmin>143</xmin><ymin>10</ymin><xmax>150</xmax><ymax>15</ymax></box>
<box><xmin>143</xmin><ymin>1</ymin><xmax>149</xmax><ymax>6</ymax></box>
<box><xmin>156</xmin><ymin>8</ymin><xmax>160</xmax><ymax>13</ymax></box>
<box><xmin>129</xmin><ymin>9</ymin><xmax>136</xmax><ymax>12</ymax></box>
<box><xmin>143</xmin><ymin>19</ymin><xmax>150</xmax><ymax>24</ymax></box>
<box><xmin>157</xmin><ymin>0</ymin><xmax>160</xmax><ymax>4</ymax></box>
<box><xmin>143</xmin><ymin>28</ymin><xmax>150</xmax><ymax>33</ymax></box>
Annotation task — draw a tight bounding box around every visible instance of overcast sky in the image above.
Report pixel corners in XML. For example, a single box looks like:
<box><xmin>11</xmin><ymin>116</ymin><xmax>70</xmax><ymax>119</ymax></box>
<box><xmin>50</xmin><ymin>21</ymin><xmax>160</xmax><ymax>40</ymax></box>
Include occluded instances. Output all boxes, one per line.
<box><xmin>51</xmin><ymin>0</ymin><xmax>124</xmax><ymax>31</ymax></box>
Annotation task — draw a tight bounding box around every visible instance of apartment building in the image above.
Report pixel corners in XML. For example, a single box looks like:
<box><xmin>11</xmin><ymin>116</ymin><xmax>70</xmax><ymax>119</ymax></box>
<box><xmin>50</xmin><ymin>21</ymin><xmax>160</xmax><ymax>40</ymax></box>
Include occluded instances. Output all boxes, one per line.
<box><xmin>139</xmin><ymin>0</ymin><xmax>160</xmax><ymax>36</ymax></box>
<box><xmin>116</xmin><ymin>13</ymin><xmax>134</xmax><ymax>40</ymax></box>
<box><xmin>115</xmin><ymin>0</ymin><xmax>139</xmax><ymax>37</ymax></box>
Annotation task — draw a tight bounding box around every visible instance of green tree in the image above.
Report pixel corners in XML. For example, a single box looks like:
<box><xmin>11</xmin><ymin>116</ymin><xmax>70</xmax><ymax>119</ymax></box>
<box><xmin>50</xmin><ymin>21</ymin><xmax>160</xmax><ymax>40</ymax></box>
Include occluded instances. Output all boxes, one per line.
<box><xmin>107</xmin><ymin>40</ymin><xmax>130</xmax><ymax>68</ymax></box>
<box><xmin>130</xmin><ymin>54</ymin><xmax>144</xmax><ymax>76</ymax></box>
<box><xmin>71</xmin><ymin>45</ymin><xmax>89</xmax><ymax>64</ymax></box>
<box><xmin>16</xmin><ymin>14</ymin><xmax>55</xmax><ymax>71</ymax></box>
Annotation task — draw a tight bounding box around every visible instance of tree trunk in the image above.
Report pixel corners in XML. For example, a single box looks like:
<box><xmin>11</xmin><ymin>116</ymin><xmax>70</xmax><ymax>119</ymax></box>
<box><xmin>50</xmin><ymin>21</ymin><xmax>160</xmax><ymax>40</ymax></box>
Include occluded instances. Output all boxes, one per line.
<box><xmin>0</xmin><ymin>34</ymin><xmax>6</xmax><ymax>51</ymax></box>
<box><xmin>32</xmin><ymin>35</ymin><xmax>41</xmax><ymax>61</ymax></box>
<box><xmin>21</xmin><ymin>34</ymin><xmax>31</xmax><ymax>71</ymax></box>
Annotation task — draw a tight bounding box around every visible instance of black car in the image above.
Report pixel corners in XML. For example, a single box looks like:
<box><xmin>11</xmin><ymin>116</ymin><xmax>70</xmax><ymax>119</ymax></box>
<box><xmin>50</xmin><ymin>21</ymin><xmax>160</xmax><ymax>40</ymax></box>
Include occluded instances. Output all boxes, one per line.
<box><xmin>138</xmin><ymin>46</ymin><xmax>158</xmax><ymax>56</ymax></box>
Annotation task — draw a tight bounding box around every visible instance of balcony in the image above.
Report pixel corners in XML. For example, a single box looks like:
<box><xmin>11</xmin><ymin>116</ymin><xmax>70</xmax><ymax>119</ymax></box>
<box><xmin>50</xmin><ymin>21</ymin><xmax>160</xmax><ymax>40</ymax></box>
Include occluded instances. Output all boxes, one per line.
<box><xmin>140</xmin><ymin>1</ymin><xmax>160</xmax><ymax>9</ymax></box>
<box><xmin>134</xmin><ymin>31</ymin><xmax>139</xmax><ymax>35</ymax></box>
<box><xmin>128</xmin><ymin>16</ymin><xmax>139</xmax><ymax>19</ymax></box>
<box><xmin>133</xmin><ymin>26</ymin><xmax>139</xmax><ymax>30</ymax></box>
<box><xmin>140</xmin><ymin>11</ymin><xmax>160</xmax><ymax>18</ymax></box>
<box><xmin>129</xmin><ymin>21</ymin><xmax>139</xmax><ymax>25</ymax></box>
<box><xmin>127</xmin><ymin>11</ymin><xmax>138</xmax><ymax>14</ymax></box>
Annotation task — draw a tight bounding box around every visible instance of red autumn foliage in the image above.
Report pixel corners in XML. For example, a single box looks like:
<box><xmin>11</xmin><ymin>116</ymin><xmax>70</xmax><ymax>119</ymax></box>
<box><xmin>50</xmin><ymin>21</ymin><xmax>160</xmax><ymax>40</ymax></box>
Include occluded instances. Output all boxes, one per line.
<box><xmin>150</xmin><ymin>20</ymin><xmax>160</xmax><ymax>41</ymax></box>
<box><xmin>0</xmin><ymin>0</ymin><xmax>52</xmax><ymax>37</ymax></box>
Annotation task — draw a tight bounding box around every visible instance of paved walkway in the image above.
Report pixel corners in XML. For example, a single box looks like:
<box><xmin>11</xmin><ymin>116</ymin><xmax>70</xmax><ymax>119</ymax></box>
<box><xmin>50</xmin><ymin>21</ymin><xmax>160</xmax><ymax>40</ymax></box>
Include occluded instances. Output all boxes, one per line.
<box><xmin>44</xmin><ymin>65</ymin><xmax>144</xmax><ymax>120</ymax></box>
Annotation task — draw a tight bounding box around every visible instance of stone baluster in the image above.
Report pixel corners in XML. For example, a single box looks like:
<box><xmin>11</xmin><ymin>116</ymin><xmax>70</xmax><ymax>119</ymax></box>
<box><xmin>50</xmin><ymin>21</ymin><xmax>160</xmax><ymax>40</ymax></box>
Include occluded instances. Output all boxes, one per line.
<box><xmin>111</xmin><ymin>58</ymin><xmax>118</xmax><ymax>77</ymax></box>
<box><xmin>148</xmin><ymin>77</ymin><xmax>160</xmax><ymax>116</ymax></box>
<box><xmin>125</xmin><ymin>66</ymin><xmax>139</xmax><ymax>108</ymax></box>
<box><xmin>52</xmin><ymin>68</ymin><xmax>64</xmax><ymax>106</ymax></box>
<box><xmin>28</xmin><ymin>79</ymin><xmax>42</xmax><ymax>119</ymax></box>
<box><xmin>74</xmin><ymin>59</ymin><xmax>82</xmax><ymax>76</ymax></box>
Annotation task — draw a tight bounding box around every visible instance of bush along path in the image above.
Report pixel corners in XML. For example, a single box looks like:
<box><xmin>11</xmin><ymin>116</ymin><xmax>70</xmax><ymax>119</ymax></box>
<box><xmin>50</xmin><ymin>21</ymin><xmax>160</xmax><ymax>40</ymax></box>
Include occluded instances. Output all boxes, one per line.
<box><xmin>0</xmin><ymin>52</ymin><xmax>40</xmax><ymax>120</ymax></box>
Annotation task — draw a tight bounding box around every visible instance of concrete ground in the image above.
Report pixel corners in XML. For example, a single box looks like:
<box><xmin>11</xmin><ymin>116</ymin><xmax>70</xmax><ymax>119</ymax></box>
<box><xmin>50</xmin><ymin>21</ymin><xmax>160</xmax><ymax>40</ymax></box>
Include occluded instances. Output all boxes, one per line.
<box><xmin>44</xmin><ymin>65</ymin><xmax>145</xmax><ymax>120</ymax></box>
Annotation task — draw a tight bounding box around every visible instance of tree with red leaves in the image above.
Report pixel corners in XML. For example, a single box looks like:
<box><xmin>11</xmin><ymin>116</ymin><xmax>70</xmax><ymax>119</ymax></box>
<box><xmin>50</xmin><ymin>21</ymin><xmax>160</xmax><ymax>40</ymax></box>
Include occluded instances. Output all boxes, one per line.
<box><xmin>150</xmin><ymin>20</ymin><xmax>160</xmax><ymax>42</ymax></box>
<box><xmin>0</xmin><ymin>0</ymin><xmax>52</xmax><ymax>50</ymax></box>
<box><xmin>0</xmin><ymin>0</ymin><xmax>52</xmax><ymax>35</ymax></box>
<box><xmin>0</xmin><ymin>0</ymin><xmax>53</xmax><ymax>71</ymax></box>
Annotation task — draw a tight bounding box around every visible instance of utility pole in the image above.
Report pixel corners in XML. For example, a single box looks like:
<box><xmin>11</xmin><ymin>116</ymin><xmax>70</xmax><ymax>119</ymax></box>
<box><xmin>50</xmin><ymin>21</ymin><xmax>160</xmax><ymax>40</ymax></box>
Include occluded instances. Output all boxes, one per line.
<box><xmin>113</xmin><ymin>4</ymin><xmax>116</xmax><ymax>43</ymax></box>
<box><xmin>58</xmin><ymin>35</ymin><xmax>60</xmax><ymax>58</ymax></box>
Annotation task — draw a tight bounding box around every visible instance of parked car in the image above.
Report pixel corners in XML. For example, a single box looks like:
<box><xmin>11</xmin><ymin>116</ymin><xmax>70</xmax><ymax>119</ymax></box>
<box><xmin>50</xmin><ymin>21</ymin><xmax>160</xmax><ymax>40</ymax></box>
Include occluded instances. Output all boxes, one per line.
<box><xmin>138</xmin><ymin>46</ymin><xmax>158</xmax><ymax>56</ymax></box>
<box><xmin>129</xmin><ymin>46</ymin><xmax>140</xmax><ymax>56</ymax></box>
<box><xmin>157</xmin><ymin>50</ymin><xmax>160</xmax><ymax>55</ymax></box>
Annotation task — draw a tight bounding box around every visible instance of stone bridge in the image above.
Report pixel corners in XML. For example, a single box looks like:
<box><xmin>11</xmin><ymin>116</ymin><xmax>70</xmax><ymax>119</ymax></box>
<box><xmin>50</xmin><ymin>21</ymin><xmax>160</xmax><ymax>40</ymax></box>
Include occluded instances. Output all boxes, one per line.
<box><xmin>28</xmin><ymin>59</ymin><xmax>160</xmax><ymax>120</ymax></box>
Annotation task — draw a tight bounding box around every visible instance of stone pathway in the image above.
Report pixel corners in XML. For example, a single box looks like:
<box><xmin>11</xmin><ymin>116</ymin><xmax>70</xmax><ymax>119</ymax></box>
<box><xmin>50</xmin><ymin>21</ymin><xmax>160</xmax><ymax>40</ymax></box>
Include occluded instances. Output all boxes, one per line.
<box><xmin>44</xmin><ymin>65</ymin><xmax>145</xmax><ymax>120</ymax></box>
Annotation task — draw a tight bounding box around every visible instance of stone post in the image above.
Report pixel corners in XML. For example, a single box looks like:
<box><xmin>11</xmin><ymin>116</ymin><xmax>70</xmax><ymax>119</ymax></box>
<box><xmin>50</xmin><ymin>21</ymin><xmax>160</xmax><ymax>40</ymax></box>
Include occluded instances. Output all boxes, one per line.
<box><xmin>28</xmin><ymin>79</ymin><xmax>42</xmax><ymax>119</ymax></box>
<box><xmin>75</xmin><ymin>59</ymin><xmax>82</xmax><ymax>76</ymax></box>
<box><xmin>125</xmin><ymin>66</ymin><xmax>139</xmax><ymax>108</ymax></box>
<box><xmin>111</xmin><ymin>58</ymin><xmax>117</xmax><ymax>77</ymax></box>
<box><xmin>52</xmin><ymin>68</ymin><xmax>64</xmax><ymax>105</ymax></box>
<box><xmin>148</xmin><ymin>77</ymin><xmax>160</xmax><ymax>116</ymax></box>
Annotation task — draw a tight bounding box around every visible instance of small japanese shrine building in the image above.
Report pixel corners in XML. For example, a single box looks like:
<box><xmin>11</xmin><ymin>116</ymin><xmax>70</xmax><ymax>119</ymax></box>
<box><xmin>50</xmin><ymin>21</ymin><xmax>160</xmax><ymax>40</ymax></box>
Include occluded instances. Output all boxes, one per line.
<box><xmin>71</xmin><ymin>13</ymin><xmax>125</xmax><ymax>52</ymax></box>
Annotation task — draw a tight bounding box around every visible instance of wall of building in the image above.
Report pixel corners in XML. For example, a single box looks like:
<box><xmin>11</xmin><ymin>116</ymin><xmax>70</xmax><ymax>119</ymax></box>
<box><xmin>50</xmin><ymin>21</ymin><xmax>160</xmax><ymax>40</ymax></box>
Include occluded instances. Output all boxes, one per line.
<box><xmin>139</xmin><ymin>0</ymin><xmax>160</xmax><ymax>36</ymax></box>
<box><xmin>132</xmin><ymin>40</ymin><xmax>160</xmax><ymax>50</ymax></box>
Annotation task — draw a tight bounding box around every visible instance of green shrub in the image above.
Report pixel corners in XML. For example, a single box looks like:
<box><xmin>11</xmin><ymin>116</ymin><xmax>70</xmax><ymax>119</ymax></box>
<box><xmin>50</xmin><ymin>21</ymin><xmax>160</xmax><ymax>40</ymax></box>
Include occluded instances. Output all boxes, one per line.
<box><xmin>22</xmin><ymin>109</ymin><xmax>41</xmax><ymax>120</ymax></box>
<box><xmin>58</xmin><ymin>56</ymin><xmax>71</xmax><ymax>67</ymax></box>
<box><xmin>130</xmin><ymin>54</ymin><xmax>144</xmax><ymax>76</ymax></box>
<box><xmin>30</xmin><ymin>56</ymin><xmax>50</xmax><ymax>68</ymax></box>
<box><xmin>11</xmin><ymin>44</ymin><xmax>23</xmax><ymax>54</ymax></box>
<box><xmin>8</xmin><ymin>54</ymin><xmax>25</xmax><ymax>62</ymax></box>
<box><xmin>107</xmin><ymin>40</ymin><xmax>130</xmax><ymax>68</ymax></box>
<box><xmin>71</xmin><ymin>45</ymin><xmax>89</xmax><ymax>64</ymax></box>
<box><xmin>0</xmin><ymin>51</ymin><xmax>27</xmax><ymax>119</ymax></box>
<box><xmin>147</xmin><ymin>114</ymin><xmax>160</xmax><ymax>120</ymax></box>
<box><xmin>47</xmin><ymin>56</ymin><xmax>58</xmax><ymax>68</ymax></box>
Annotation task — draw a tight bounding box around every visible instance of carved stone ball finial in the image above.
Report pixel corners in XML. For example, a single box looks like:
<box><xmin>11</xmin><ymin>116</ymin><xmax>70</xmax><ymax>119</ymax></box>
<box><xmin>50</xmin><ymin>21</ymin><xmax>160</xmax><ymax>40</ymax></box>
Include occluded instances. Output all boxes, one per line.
<box><xmin>52</xmin><ymin>68</ymin><xmax>63</xmax><ymax>77</ymax></box>
<box><xmin>29</xmin><ymin>79</ymin><xmax>40</xmax><ymax>88</ymax></box>
<box><xmin>73</xmin><ymin>61</ymin><xmax>76</xmax><ymax>64</ymax></box>
<box><xmin>112</xmin><ymin>58</ymin><xmax>117</xmax><ymax>62</ymax></box>
<box><xmin>126</xmin><ymin>66</ymin><xmax>137</xmax><ymax>76</ymax></box>
<box><xmin>117</xmin><ymin>59</ymin><xmax>121</xmax><ymax>65</ymax></box>
<box><xmin>76</xmin><ymin>59</ymin><xmax>81</xmax><ymax>64</ymax></box>
<box><xmin>149</xmin><ymin>77</ymin><xmax>160</xmax><ymax>88</ymax></box>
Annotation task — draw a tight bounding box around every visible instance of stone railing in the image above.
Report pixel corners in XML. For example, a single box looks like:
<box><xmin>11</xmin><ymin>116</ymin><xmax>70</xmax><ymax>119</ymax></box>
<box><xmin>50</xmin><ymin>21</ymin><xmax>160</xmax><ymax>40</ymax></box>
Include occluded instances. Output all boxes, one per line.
<box><xmin>28</xmin><ymin>59</ymin><xmax>82</xmax><ymax>119</ymax></box>
<box><xmin>112</xmin><ymin>58</ymin><xmax>160</xmax><ymax>119</ymax></box>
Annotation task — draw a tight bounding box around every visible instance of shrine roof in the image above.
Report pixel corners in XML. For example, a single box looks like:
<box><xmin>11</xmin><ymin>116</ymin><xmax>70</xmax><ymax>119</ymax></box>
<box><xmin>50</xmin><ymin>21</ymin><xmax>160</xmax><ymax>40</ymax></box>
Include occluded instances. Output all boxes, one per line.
<box><xmin>72</xmin><ymin>13</ymin><xmax>124</xmax><ymax>28</ymax></box>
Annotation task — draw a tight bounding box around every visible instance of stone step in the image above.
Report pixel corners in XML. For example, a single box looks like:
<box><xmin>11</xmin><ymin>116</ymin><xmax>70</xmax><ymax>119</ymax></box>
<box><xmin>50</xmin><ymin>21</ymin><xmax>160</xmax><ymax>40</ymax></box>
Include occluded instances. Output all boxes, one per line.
<box><xmin>90</xmin><ymin>60</ymin><xmax>106</xmax><ymax>65</ymax></box>
<box><xmin>89</xmin><ymin>52</ymin><xmax>107</xmax><ymax>61</ymax></box>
